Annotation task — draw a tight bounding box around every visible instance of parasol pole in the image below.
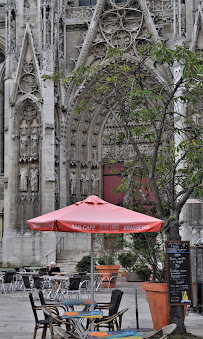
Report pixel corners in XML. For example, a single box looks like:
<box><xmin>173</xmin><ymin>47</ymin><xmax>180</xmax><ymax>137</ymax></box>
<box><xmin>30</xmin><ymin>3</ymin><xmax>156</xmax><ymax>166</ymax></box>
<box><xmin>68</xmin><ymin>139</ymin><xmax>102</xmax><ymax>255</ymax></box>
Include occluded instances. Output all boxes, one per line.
<box><xmin>90</xmin><ymin>233</ymin><xmax>94</xmax><ymax>331</ymax></box>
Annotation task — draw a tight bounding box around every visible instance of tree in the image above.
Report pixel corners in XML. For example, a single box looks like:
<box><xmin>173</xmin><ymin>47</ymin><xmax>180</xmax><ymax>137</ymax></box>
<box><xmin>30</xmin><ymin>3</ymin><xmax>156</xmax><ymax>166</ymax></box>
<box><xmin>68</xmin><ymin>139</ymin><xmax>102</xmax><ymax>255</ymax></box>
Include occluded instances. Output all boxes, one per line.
<box><xmin>48</xmin><ymin>43</ymin><xmax>203</xmax><ymax>333</ymax></box>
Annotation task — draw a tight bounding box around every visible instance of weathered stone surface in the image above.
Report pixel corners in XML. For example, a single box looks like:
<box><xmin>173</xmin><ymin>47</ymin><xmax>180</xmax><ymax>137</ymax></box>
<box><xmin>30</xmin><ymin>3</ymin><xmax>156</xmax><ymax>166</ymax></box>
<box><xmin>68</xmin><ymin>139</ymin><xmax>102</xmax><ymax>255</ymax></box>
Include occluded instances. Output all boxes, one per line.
<box><xmin>0</xmin><ymin>0</ymin><xmax>202</xmax><ymax>266</ymax></box>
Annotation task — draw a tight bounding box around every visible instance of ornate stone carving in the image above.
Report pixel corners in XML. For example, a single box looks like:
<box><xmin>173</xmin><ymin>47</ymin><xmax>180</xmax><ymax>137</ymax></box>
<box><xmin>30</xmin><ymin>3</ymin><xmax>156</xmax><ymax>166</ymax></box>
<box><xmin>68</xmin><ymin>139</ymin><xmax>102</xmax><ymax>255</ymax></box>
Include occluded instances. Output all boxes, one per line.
<box><xmin>66</xmin><ymin>8</ymin><xmax>93</xmax><ymax>21</ymax></box>
<box><xmin>30</xmin><ymin>164</ymin><xmax>39</xmax><ymax>192</ymax></box>
<box><xmin>20</xmin><ymin>131</ymin><xmax>28</xmax><ymax>158</ymax></box>
<box><xmin>80</xmin><ymin>172</ymin><xmax>89</xmax><ymax>196</ymax></box>
<box><xmin>10</xmin><ymin>7</ymin><xmax>16</xmax><ymax>53</ymax></box>
<box><xmin>19</xmin><ymin>167</ymin><xmax>28</xmax><ymax>192</ymax></box>
<box><xmin>22</xmin><ymin>104</ymin><xmax>37</xmax><ymax>122</ymax></box>
<box><xmin>30</xmin><ymin>131</ymin><xmax>38</xmax><ymax>158</ymax></box>
<box><xmin>91</xmin><ymin>1</ymin><xmax>146</xmax><ymax>57</ymax></box>
<box><xmin>59</xmin><ymin>17</ymin><xmax>65</xmax><ymax>59</ymax></box>
<box><xmin>19</xmin><ymin>73</ymin><xmax>37</xmax><ymax>94</ymax></box>
<box><xmin>70</xmin><ymin>172</ymin><xmax>76</xmax><ymax>195</ymax></box>
<box><xmin>91</xmin><ymin>171</ymin><xmax>99</xmax><ymax>195</ymax></box>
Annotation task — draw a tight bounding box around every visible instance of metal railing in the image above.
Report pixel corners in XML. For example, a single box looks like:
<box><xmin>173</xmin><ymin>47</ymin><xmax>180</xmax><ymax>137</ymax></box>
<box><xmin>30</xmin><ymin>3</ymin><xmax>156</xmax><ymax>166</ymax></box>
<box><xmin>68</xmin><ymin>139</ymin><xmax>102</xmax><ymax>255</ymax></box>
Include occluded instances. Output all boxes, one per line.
<box><xmin>45</xmin><ymin>236</ymin><xmax>65</xmax><ymax>266</ymax></box>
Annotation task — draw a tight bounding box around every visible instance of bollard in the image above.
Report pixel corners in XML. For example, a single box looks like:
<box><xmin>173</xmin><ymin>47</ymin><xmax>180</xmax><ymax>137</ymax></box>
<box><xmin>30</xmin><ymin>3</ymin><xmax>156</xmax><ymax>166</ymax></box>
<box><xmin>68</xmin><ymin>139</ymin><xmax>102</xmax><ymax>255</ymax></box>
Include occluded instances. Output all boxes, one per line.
<box><xmin>135</xmin><ymin>288</ymin><xmax>139</xmax><ymax>329</ymax></box>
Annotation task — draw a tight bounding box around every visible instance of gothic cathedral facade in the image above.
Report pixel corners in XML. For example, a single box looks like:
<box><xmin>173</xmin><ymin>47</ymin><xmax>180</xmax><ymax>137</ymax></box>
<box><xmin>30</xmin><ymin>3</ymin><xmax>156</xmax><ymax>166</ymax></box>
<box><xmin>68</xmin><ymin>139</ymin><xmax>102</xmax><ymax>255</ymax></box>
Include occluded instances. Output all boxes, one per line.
<box><xmin>0</xmin><ymin>0</ymin><xmax>202</xmax><ymax>267</ymax></box>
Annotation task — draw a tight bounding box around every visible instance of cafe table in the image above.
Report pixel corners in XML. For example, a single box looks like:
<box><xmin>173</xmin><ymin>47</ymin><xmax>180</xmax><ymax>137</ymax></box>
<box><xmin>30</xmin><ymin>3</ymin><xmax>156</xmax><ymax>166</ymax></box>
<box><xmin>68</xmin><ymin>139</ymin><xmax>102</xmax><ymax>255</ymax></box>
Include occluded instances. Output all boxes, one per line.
<box><xmin>63</xmin><ymin>298</ymin><xmax>97</xmax><ymax>311</ymax></box>
<box><xmin>88</xmin><ymin>330</ymin><xmax>143</xmax><ymax>339</ymax></box>
<box><xmin>45</xmin><ymin>275</ymin><xmax>70</xmax><ymax>300</ymax></box>
<box><xmin>62</xmin><ymin>310</ymin><xmax>103</xmax><ymax>337</ymax></box>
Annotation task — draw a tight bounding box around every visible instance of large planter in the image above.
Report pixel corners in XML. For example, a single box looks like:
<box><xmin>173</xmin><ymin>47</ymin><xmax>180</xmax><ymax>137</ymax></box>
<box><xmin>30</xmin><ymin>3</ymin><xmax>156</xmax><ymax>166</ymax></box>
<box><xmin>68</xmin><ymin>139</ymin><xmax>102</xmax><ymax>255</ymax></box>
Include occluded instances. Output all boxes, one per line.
<box><xmin>142</xmin><ymin>282</ymin><xmax>188</xmax><ymax>330</ymax></box>
<box><xmin>126</xmin><ymin>271</ymin><xmax>144</xmax><ymax>282</ymax></box>
<box><xmin>96</xmin><ymin>265</ymin><xmax>120</xmax><ymax>288</ymax></box>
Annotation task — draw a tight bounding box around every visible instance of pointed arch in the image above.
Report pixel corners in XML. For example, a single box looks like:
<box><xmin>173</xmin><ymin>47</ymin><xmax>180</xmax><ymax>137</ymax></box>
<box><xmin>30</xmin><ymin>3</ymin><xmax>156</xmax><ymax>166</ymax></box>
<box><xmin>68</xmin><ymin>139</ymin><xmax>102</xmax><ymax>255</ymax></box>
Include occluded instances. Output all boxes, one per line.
<box><xmin>11</xmin><ymin>24</ymin><xmax>42</xmax><ymax>103</ymax></box>
<box><xmin>65</xmin><ymin>54</ymin><xmax>170</xmax><ymax>204</ymax></box>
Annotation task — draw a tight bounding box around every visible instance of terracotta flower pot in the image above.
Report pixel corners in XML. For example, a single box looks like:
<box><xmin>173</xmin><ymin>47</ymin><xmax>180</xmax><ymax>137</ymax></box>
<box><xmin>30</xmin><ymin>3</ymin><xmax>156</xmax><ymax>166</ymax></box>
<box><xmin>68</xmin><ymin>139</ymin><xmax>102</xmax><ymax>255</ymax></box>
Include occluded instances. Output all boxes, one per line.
<box><xmin>96</xmin><ymin>265</ymin><xmax>120</xmax><ymax>288</ymax></box>
<box><xmin>142</xmin><ymin>282</ymin><xmax>188</xmax><ymax>330</ymax></box>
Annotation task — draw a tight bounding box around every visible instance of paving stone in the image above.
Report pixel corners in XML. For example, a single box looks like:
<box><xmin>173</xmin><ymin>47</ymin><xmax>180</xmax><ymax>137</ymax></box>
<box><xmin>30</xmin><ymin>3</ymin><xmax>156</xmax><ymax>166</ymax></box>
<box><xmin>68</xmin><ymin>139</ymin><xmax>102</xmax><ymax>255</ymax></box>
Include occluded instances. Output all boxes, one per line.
<box><xmin>0</xmin><ymin>278</ymin><xmax>202</xmax><ymax>338</ymax></box>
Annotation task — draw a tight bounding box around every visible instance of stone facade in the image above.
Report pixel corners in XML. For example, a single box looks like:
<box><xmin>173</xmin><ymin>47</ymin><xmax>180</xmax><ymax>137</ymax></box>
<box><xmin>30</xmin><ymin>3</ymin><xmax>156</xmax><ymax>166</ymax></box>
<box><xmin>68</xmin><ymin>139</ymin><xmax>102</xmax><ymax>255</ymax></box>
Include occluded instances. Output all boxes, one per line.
<box><xmin>0</xmin><ymin>0</ymin><xmax>202</xmax><ymax>267</ymax></box>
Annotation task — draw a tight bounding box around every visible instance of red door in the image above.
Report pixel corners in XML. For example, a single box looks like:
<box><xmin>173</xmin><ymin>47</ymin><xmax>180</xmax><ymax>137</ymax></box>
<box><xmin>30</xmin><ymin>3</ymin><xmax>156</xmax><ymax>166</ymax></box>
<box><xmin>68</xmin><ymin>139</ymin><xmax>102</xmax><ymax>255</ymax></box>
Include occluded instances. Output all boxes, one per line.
<box><xmin>103</xmin><ymin>164</ymin><xmax>125</xmax><ymax>205</ymax></box>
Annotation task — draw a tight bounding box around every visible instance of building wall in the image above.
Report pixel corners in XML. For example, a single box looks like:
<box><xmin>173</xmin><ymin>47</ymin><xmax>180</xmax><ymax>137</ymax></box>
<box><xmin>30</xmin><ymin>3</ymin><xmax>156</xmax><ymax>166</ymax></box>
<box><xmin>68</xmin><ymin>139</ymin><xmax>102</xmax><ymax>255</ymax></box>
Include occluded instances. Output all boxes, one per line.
<box><xmin>0</xmin><ymin>0</ymin><xmax>202</xmax><ymax>267</ymax></box>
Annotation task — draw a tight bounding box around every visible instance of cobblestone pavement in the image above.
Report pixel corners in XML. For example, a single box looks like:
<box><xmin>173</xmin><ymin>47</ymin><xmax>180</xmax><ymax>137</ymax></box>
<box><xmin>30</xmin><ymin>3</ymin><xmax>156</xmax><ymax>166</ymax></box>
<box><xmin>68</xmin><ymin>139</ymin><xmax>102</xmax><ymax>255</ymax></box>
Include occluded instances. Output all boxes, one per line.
<box><xmin>0</xmin><ymin>277</ymin><xmax>202</xmax><ymax>339</ymax></box>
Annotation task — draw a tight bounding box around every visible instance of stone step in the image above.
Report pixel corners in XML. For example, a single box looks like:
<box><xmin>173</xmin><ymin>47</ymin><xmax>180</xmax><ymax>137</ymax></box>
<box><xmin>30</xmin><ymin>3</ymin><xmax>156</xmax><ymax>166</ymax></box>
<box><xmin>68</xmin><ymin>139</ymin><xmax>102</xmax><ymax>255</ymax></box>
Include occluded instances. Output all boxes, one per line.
<box><xmin>56</xmin><ymin>250</ymin><xmax>90</xmax><ymax>272</ymax></box>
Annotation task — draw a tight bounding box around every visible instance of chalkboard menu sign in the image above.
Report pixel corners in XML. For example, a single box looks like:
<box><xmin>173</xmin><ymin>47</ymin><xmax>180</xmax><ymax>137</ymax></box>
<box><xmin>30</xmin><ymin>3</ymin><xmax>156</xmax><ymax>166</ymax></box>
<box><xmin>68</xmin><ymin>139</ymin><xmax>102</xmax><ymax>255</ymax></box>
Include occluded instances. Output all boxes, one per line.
<box><xmin>166</xmin><ymin>241</ymin><xmax>192</xmax><ymax>305</ymax></box>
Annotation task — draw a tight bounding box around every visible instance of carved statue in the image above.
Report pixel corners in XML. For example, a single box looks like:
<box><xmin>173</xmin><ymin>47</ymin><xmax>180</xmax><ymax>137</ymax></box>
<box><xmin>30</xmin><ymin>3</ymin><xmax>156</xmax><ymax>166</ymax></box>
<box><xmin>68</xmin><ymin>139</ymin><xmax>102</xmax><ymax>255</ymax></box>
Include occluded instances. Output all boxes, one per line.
<box><xmin>20</xmin><ymin>131</ymin><xmax>28</xmax><ymax>157</ymax></box>
<box><xmin>80</xmin><ymin>172</ymin><xmax>89</xmax><ymax>195</ymax></box>
<box><xmin>92</xmin><ymin>146</ymin><xmax>98</xmax><ymax>161</ymax></box>
<box><xmin>30</xmin><ymin>131</ymin><xmax>38</xmax><ymax>157</ymax></box>
<box><xmin>30</xmin><ymin>164</ymin><xmax>38</xmax><ymax>192</ymax></box>
<box><xmin>55</xmin><ymin>170</ymin><xmax>59</xmax><ymax>194</ymax></box>
<box><xmin>91</xmin><ymin>172</ymin><xmax>99</xmax><ymax>195</ymax></box>
<box><xmin>70</xmin><ymin>172</ymin><xmax>76</xmax><ymax>195</ymax></box>
<box><xmin>19</xmin><ymin>167</ymin><xmax>28</xmax><ymax>192</ymax></box>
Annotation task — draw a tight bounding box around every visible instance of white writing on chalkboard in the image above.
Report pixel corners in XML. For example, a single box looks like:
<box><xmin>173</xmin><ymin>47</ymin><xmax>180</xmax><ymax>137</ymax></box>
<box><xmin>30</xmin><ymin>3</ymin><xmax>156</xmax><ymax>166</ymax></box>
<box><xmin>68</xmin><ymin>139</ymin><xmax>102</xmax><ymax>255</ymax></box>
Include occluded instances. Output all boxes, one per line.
<box><xmin>166</xmin><ymin>241</ymin><xmax>192</xmax><ymax>305</ymax></box>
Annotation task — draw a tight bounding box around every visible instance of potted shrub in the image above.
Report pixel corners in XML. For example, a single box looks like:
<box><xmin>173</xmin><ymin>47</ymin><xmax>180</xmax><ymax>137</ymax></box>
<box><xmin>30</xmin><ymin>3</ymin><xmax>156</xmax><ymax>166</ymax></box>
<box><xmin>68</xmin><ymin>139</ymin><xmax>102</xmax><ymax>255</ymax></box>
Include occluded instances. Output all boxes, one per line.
<box><xmin>75</xmin><ymin>255</ymin><xmax>91</xmax><ymax>273</ymax></box>
<box><xmin>120</xmin><ymin>232</ymin><xmax>170</xmax><ymax>329</ymax></box>
<box><xmin>124</xmin><ymin>232</ymin><xmax>189</xmax><ymax>330</ymax></box>
<box><xmin>95</xmin><ymin>234</ymin><xmax>122</xmax><ymax>288</ymax></box>
<box><xmin>118</xmin><ymin>251</ymin><xmax>152</xmax><ymax>282</ymax></box>
<box><xmin>118</xmin><ymin>251</ymin><xmax>138</xmax><ymax>282</ymax></box>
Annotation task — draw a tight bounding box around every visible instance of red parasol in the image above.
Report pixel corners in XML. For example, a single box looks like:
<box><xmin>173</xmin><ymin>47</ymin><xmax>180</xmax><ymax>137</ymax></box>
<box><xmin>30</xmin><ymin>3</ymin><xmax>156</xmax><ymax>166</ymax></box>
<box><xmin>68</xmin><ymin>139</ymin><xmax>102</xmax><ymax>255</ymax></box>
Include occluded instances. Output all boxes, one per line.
<box><xmin>27</xmin><ymin>195</ymin><xmax>163</xmax><ymax>314</ymax></box>
<box><xmin>28</xmin><ymin>195</ymin><xmax>162</xmax><ymax>233</ymax></box>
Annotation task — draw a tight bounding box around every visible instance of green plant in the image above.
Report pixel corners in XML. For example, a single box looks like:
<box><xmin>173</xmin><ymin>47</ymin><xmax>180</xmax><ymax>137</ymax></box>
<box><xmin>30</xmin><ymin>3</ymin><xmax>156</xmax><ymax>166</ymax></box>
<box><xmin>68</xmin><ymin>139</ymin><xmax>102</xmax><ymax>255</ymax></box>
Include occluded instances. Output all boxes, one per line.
<box><xmin>46</xmin><ymin>43</ymin><xmax>203</xmax><ymax>333</ymax></box>
<box><xmin>95</xmin><ymin>234</ymin><xmax>123</xmax><ymax>265</ymax></box>
<box><xmin>118</xmin><ymin>252</ymin><xmax>137</xmax><ymax>271</ymax></box>
<box><xmin>135</xmin><ymin>264</ymin><xmax>152</xmax><ymax>281</ymax></box>
<box><xmin>125</xmin><ymin>231</ymin><xmax>166</xmax><ymax>283</ymax></box>
<box><xmin>75</xmin><ymin>255</ymin><xmax>91</xmax><ymax>273</ymax></box>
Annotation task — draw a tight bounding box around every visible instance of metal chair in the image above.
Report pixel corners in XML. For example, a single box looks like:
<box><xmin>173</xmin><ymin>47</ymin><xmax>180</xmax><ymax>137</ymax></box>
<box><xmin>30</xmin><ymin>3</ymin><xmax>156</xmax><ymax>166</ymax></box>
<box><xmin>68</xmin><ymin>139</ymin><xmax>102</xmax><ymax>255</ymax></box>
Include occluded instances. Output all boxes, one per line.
<box><xmin>138</xmin><ymin>324</ymin><xmax>177</xmax><ymax>339</ymax></box>
<box><xmin>13</xmin><ymin>273</ymin><xmax>24</xmax><ymax>291</ymax></box>
<box><xmin>108</xmin><ymin>272</ymin><xmax>118</xmax><ymax>290</ymax></box>
<box><xmin>22</xmin><ymin>275</ymin><xmax>33</xmax><ymax>297</ymax></box>
<box><xmin>95</xmin><ymin>289</ymin><xmax>123</xmax><ymax>316</ymax></box>
<box><xmin>79</xmin><ymin>275</ymin><xmax>91</xmax><ymax>298</ymax></box>
<box><xmin>66</xmin><ymin>276</ymin><xmax>82</xmax><ymax>299</ymax></box>
<box><xmin>89</xmin><ymin>289</ymin><xmax>123</xmax><ymax>331</ymax></box>
<box><xmin>29</xmin><ymin>292</ymin><xmax>59</xmax><ymax>339</ymax></box>
<box><xmin>93</xmin><ymin>308</ymin><xmax>128</xmax><ymax>331</ymax></box>
<box><xmin>42</xmin><ymin>306</ymin><xmax>81</xmax><ymax>339</ymax></box>
<box><xmin>0</xmin><ymin>274</ymin><xmax>6</xmax><ymax>293</ymax></box>
<box><xmin>2</xmin><ymin>272</ymin><xmax>15</xmax><ymax>293</ymax></box>
<box><xmin>38</xmin><ymin>289</ymin><xmax>66</xmax><ymax>310</ymax></box>
<box><xmin>32</xmin><ymin>275</ymin><xmax>43</xmax><ymax>300</ymax></box>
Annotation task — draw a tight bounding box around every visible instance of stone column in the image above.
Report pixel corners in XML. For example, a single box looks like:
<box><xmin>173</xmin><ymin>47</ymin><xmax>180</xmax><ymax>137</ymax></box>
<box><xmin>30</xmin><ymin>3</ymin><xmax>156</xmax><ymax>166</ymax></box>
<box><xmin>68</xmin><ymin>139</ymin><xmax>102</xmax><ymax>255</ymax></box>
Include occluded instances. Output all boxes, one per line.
<box><xmin>2</xmin><ymin>78</ymin><xmax>19</xmax><ymax>266</ymax></box>
<box><xmin>41</xmin><ymin>79</ymin><xmax>55</xmax><ymax>214</ymax></box>
<box><xmin>185</xmin><ymin>0</ymin><xmax>194</xmax><ymax>41</ymax></box>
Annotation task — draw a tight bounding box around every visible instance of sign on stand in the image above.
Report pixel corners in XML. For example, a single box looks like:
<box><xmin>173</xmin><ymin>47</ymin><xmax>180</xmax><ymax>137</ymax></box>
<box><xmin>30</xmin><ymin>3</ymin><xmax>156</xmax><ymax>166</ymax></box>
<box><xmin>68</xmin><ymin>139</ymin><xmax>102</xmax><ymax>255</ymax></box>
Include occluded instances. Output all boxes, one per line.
<box><xmin>166</xmin><ymin>241</ymin><xmax>192</xmax><ymax>305</ymax></box>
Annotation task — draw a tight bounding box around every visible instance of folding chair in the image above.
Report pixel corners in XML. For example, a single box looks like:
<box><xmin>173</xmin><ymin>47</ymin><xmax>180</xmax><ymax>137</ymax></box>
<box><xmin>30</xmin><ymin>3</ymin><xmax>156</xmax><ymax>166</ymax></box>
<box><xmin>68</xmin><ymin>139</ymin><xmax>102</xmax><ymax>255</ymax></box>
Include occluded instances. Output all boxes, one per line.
<box><xmin>66</xmin><ymin>276</ymin><xmax>82</xmax><ymax>299</ymax></box>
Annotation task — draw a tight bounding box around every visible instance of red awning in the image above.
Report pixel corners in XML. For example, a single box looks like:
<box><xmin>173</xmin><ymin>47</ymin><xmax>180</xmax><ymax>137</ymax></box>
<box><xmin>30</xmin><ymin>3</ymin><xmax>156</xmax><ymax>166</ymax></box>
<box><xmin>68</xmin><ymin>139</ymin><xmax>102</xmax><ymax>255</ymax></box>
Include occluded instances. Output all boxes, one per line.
<box><xmin>28</xmin><ymin>195</ymin><xmax>163</xmax><ymax>234</ymax></box>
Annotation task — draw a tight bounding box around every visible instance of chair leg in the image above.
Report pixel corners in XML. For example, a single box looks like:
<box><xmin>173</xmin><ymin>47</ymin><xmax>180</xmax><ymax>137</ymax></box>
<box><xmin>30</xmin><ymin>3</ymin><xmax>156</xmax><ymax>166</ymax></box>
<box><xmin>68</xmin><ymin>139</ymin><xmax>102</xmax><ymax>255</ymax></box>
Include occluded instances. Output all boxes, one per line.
<box><xmin>41</xmin><ymin>325</ymin><xmax>47</xmax><ymax>339</ymax></box>
<box><xmin>33</xmin><ymin>325</ymin><xmax>37</xmax><ymax>339</ymax></box>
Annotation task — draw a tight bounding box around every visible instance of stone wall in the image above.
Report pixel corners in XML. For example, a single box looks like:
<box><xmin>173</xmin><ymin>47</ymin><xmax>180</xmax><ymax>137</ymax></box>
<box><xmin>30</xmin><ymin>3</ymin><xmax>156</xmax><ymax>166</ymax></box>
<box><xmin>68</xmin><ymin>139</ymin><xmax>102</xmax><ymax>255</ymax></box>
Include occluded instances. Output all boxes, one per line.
<box><xmin>0</xmin><ymin>0</ymin><xmax>202</xmax><ymax>267</ymax></box>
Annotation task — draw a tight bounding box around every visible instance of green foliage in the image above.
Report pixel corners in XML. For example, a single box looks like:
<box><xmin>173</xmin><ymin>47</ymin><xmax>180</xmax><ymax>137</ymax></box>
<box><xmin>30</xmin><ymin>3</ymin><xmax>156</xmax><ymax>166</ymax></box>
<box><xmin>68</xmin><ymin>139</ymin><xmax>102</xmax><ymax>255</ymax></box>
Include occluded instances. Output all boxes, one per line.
<box><xmin>95</xmin><ymin>234</ymin><xmax>123</xmax><ymax>265</ymax></box>
<box><xmin>126</xmin><ymin>232</ymin><xmax>166</xmax><ymax>283</ymax></box>
<box><xmin>46</xmin><ymin>44</ymin><xmax>202</xmax><ymax>240</ymax></box>
<box><xmin>135</xmin><ymin>265</ymin><xmax>151</xmax><ymax>280</ymax></box>
<box><xmin>118</xmin><ymin>252</ymin><xmax>137</xmax><ymax>271</ymax></box>
<box><xmin>76</xmin><ymin>255</ymin><xmax>91</xmax><ymax>273</ymax></box>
